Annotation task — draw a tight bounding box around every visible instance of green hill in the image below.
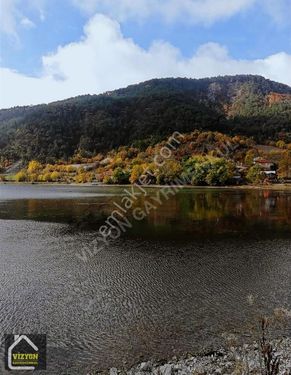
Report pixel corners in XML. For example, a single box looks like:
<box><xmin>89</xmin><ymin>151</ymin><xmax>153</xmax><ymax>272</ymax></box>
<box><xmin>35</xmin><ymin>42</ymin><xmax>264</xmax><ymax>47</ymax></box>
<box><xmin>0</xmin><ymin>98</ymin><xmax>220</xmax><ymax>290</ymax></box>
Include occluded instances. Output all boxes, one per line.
<box><xmin>1</xmin><ymin>75</ymin><xmax>291</xmax><ymax>163</ymax></box>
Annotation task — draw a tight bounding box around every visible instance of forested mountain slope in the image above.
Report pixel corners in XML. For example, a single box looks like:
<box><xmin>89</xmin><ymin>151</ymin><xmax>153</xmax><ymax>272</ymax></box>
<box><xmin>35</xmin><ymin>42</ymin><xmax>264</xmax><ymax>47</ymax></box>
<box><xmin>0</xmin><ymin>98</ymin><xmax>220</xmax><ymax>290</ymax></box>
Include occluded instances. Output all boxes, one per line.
<box><xmin>1</xmin><ymin>75</ymin><xmax>291</xmax><ymax>163</ymax></box>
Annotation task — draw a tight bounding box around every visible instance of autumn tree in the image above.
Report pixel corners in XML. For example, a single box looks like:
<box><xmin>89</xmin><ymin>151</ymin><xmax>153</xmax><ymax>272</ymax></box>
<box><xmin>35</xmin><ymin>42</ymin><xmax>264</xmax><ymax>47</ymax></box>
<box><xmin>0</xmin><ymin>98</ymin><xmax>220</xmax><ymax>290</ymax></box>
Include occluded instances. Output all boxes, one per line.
<box><xmin>111</xmin><ymin>167</ymin><xmax>130</xmax><ymax>184</ymax></box>
<box><xmin>246</xmin><ymin>165</ymin><xmax>263</xmax><ymax>184</ymax></box>
<box><xmin>278</xmin><ymin>151</ymin><xmax>291</xmax><ymax>179</ymax></box>
<box><xmin>156</xmin><ymin>160</ymin><xmax>183</xmax><ymax>184</ymax></box>
<box><xmin>129</xmin><ymin>165</ymin><xmax>144</xmax><ymax>184</ymax></box>
<box><xmin>184</xmin><ymin>156</ymin><xmax>234</xmax><ymax>186</ymax></box>
<box><xmin>27</xmin><ymin>160</ymin><xmax>42</xmax><ymax>174</ymax></box>
<box><xmin>276</xmin><ymin>140</ymin><xmax>286</xmax><ymax>149</ymax></box>
<box><xmin>50</xmin><ymin>171</ymin><xmax>61</xmax><ymax>182</ymax></box>
<box><xmin>244</xmin><ymin>150</ymin><xmax>257</xmax><ymax>167</ymax></box>
<box><xmin>15</xmin><ymin>170</ymin><xmax>28</xmax><ymax>182</ymax></box>
<box><xmin>205</xmin><ymin>158</ymin><xmax>234</xmax><ymax>186</ymax></box>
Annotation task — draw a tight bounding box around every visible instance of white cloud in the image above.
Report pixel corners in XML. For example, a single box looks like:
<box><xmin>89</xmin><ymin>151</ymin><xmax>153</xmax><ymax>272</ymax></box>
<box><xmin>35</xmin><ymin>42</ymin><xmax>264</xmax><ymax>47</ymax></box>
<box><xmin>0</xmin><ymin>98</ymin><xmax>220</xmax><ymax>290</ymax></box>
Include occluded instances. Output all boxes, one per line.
<box><xmin>0</xmin><ymin>0</ymin><xmax>19</xmax><ymax>38</ymax></box>
<box><xmin>263</xmin><ymin>0</ymin><xmax>291</xmax><ymax>24</ymax></box>
<box><xmin>1</xmin><ymin>14</ymin><xmax>291</xmax><ymax>108</ymax></box>
<box><xmin>71</xmin><ymin>0</ymin><xmax>291</xmax><ymax>25</ymax></box>
<box><xmin>0</xmin><ymin>0</ymin><xmax>44</xmax><ymax>38</ymax></box>
<box><xmin>20</xmin><ymin>17</ymin><xmax>35</xmax><ymax>29</ymax></box>
<box><xmin>71</xmin><ymin>0</ymin><xmax>256</xmax><ymax>24</ymax></box>
<box><xmin>2</xmin><ymin>0</ymin><xmax>290</xmax><ymax>42</ymax></box>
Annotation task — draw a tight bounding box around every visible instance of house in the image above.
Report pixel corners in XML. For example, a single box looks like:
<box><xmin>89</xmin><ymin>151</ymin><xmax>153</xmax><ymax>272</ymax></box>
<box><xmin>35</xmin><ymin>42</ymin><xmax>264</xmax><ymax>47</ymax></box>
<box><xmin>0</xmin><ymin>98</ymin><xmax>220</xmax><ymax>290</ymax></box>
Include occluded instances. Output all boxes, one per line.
<box><xmin>264</xmin><ymin>170</ymin><xmax>277</xmax><ymax>182</ymax></box>
<box><xmin>253</xmin><ymin>157</ymin><xmax>278</xmax><ymax>182</ymax></box>
<box><xmin>253</xmin><ymin>157</ymin><xmax>276</xmax><ymax>171</ymax></box>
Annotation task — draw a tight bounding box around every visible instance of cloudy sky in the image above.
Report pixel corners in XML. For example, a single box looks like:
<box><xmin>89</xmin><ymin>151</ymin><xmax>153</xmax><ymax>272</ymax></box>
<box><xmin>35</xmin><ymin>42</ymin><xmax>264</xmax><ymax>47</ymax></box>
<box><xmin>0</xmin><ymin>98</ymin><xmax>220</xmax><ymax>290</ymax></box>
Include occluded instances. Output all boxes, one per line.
<box><xmin>0</xmin><ymin>0</ymin><xmax>291</xmax><ymax>108</ymax></box>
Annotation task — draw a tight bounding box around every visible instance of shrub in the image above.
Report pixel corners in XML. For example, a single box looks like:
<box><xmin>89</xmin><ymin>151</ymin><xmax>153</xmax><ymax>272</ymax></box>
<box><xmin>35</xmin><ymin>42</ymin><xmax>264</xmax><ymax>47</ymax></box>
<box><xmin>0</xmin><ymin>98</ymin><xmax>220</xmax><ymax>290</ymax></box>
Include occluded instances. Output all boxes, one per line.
<box><xmin>246</xmin><ymin>165</ymin><xmax>263</xmax><ymax>184</ymax></box>
<box><xmin>27</xmin><ymin>160</ymin><xmax>42</xmax><ymax>174</ymax></box>
<box><xmin>156</xmin><ymin>160</ymin><xmax>183</xmax><ymax>184</ymax></box>
<box><xmin>111</xmin><ymin>167</ymin><xmax>130</xmax><ymax>184</ymax></box>
<box><xmin>50</xmin><ymin>171</ymin><xmax>61</xmax><ymax>182</ymax></box>
<box><xmin>185</xmin><ymin>156</ymin><xmax>234</xmax><ymax>186</ymax></box>
<box><xmin>129</xmin><ymin>165</ymin><xmax>144</xmax><ymax>184</ymax></box>
<box><xmin>15</xmin><ymin>170</ymin><xmax>28</xmax><ymax>182</ymax></box>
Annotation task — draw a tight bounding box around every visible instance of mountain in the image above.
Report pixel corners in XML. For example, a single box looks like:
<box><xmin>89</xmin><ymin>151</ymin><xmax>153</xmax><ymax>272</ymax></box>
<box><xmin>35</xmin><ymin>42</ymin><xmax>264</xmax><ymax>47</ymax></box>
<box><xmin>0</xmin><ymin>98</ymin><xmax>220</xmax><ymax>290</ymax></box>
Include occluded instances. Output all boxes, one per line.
<box><xmin>0</xmin><ymin>75</ymin><xmax>291</xmax><ymax>163</ymax></box>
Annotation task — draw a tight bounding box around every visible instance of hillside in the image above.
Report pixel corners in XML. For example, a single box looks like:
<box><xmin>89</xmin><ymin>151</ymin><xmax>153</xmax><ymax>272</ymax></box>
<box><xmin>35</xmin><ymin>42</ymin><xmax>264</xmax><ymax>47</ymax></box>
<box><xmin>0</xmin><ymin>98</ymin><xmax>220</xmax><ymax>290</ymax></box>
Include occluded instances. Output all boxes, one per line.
<box><xmin>0</xmin><ymin>75</ymin><xmax>291</xmax><ymax>164</ymax></box>
<box><xmin>7</xmin><ymin>129</ymin><xmax>291</xmax><ymax>186</ymax></box>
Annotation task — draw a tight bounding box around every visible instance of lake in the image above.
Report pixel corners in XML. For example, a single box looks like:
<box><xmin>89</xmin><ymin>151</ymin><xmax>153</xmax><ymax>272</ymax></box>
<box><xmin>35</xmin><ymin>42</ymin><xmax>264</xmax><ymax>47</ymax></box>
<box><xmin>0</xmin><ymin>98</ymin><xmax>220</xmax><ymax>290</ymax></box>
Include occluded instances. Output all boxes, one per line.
<box><xmin>0</xmin><ymin>184</ymin><xmax>290</xmax><ymax>374</ymax></box>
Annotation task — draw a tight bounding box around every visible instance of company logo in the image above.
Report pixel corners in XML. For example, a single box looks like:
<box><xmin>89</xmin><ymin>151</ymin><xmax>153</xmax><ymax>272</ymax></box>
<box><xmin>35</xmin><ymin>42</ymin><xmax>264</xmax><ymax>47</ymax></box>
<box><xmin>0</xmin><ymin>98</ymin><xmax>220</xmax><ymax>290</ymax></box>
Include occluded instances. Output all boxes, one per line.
<box><xmin>5</xmin><ymin>334</ymin><xmax>46</xmax><ymax>371</ymax></box>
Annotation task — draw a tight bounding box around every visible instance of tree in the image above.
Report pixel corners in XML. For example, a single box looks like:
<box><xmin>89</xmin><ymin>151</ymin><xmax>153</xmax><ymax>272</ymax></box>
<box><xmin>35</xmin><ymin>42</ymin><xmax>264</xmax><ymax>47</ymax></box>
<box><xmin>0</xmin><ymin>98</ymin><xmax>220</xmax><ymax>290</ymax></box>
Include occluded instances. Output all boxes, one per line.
<box><xmin>50</xmin><ymin>171</ymin><xmax>61</xmax><ymax>182</ymax></box>
<box><xmin>244</xmin><ymin>150</ymin><xmax>256</xmax><ymax>167</ymax></box>
<box><xmin>156</xmin><ymin>160</ymin><xmax>183</xmax><ymax>184</ymax></box>
<box><xmin>129</xmin><ymin>165</ymin><xmax>144</xmax><ymax>184</ymax></box>
<box><xmin>75</xmin><ymin>171</ymin><xmax>94</xmax><ymax>183</ymax></box>
<box><xmin>184</xmin><ymin>156</ymin><xmax>209</xmax><ymax>186</ymax></box>
<box><xmin>184</xmin><ymin>156</ymin><xmax>234</xmax><ymax>186</ymax></box>
<box><xmin>15</xmin><ymin>170</ymin><xmax>27</xmax><ymax>182</ymax></box>
<box><xmin>276</xmin><ymin>140</ymin><xmax>286</xmax><ymax>149</ymax></box>
<box><xmin>28</xmin><ymin>173</ymin><xmax>38</xmax><ymax>183</ymax></box>
<box><xmin>205</xmin><ymin>159</ymin><xmax>234</xmax><ymax>186</ymax></box>
<box><xmin>111</xmin><ymin>167</ymin><xmax>130</xmax><ymax>184</ymax></box>
<box><xmin>103</xmin><ymin>175</ymin><xmax>112</xmax><ymax>184</ymax></box>
<box><xmin>278</xmin><ymin>151</ymin><xmax>291</xmax><ymax>179</ymax></box>
<box><xmin>43</xmin><ymin>173</ymin><xmax>53</xmax><ymax>182</ymax></box>
<box><xmin>246</xmin><ymin>165</ymin><xmax>263</xmax><ymax>184</ymax></box>
<box><xmin>27</xmin><ymin>160</ymin><xmax>42</xmax><ymax>174</ymax></box>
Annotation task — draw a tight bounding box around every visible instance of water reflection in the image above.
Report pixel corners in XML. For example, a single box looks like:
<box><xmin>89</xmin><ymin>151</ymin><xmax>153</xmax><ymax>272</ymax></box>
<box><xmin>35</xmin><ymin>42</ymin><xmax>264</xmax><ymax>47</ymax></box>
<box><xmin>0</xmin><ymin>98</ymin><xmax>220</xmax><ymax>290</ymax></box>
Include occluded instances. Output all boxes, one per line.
<box><xmin>0</xmin><ymin>185</ymin><xmax>291</xmax><ymax>372</ymax></box>
<box><xmin>0</xmin><ymin>185</ymin><xmax>291</xmax><ymax>239</ymax></box>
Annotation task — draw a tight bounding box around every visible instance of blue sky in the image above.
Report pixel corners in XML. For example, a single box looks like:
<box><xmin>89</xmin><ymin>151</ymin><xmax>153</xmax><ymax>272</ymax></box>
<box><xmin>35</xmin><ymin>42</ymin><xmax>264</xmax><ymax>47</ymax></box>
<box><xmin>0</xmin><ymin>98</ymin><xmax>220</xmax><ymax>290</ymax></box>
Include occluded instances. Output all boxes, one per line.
<box><xmin>0</xmin><ymin>0</ymin><xmax>291</xmax><ymax>108</ymax></box>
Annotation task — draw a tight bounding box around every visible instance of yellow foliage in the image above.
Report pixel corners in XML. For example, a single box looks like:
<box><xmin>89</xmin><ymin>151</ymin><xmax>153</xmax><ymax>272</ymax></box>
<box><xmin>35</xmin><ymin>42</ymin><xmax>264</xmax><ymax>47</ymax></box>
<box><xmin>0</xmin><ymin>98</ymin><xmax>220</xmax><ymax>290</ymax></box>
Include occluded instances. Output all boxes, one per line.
<box><xmin>43</xmin><ymin>173</ymin><xmax>52</xmax><ymax>182</ymax></box>
<box><xmin>50</xmin><ymin>171</ymin><xmax>60</xmax><ymax>181</ymax></box>
<box><xmin>102</xmin><ymin>175</ymin><xmax>112</xmax><ymax>184</ymax></box>
<box><xmin>75</xmin><ymin>172</ymin><xmax>94</xmax><ymax>183</ymax></box>
<box><xmin>28</xmin><ymin>173</ymin><xmax>38</xmax><ymax>183</ymax></box>
<box><xmin>276</xmin><ymin>140</ymin><xmax>286</xmax><ymax>149</ymax></box>
<box><xmin>27</xmin><ymin>160</ymin><xmax>42</xmax><ymax>174</ymax></box>
<box><xmin>130</xmin><ymin>165</ymin><xmax>144</xmax><ymax>184</ymax></box>
<box><xmin>65</xmin><ymin>165</ymin><xmax>76</xmax><ymax>173</ymax></box>
<box><xmin>15</xmin><ymin>170</ymin><xmax>27</xmax><ymax>182</ymax></box>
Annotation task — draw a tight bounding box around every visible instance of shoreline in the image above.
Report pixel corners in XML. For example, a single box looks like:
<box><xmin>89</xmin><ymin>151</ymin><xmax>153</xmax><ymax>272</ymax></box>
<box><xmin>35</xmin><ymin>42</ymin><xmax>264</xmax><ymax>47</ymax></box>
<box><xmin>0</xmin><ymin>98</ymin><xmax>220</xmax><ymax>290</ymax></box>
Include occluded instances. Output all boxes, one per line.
<box><xmin>93</xmin><ymin>338</ymin><xmax>291</xmax><ymax>375</ymax></box>
<box><xmin>1</xmin><ymin>181</ymin><xmax>291</xmax><ymax>191</ymax></box>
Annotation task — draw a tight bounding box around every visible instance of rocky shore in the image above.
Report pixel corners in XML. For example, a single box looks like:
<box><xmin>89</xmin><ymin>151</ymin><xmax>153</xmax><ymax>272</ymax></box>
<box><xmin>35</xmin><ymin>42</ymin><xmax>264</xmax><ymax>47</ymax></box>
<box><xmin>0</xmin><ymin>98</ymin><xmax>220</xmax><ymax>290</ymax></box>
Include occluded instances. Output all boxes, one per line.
<box><xmin>96</xmin><ymin>338</ymin><xmax>291</xmax><ymax>375</ymax></box>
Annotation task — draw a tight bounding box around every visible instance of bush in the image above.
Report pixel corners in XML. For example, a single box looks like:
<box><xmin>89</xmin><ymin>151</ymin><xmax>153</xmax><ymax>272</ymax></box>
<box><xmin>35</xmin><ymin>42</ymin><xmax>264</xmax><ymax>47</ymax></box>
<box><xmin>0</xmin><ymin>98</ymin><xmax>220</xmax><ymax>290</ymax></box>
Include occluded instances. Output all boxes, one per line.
<box><xmin>184</xmin><ymin>156</ymin><xmax>234</xmax><ymax>186</ymax></box>
<box><xmin>75</xmin><ymin>172</ymin><xmax>94</xmax><ymax>183</ymax></box>
<box><xmin>27</xmin><ymin>160</ymin><xmax>42</xmax><ymax>174</ymax></box>
<box><xmin>129</xmin><ymin>165</ymin><xmax>144</xmax><ymax>184</ymax></box>
<box><xmin>111</xmin><ymin>167</ymin><xmax>130</xmax><ymax>184</ymax></box>
<box><xmin>246</xmin><ymin>165</ymin><xmax>263</xmax><ymax>184</ymax></box>
<box><xmin>156</xmin><ymin>160</ymin><xmax>183</xmax><ymax>184</ymax></box>
<box><xmin>50</xmin><ymin>171</ymin><xmax>61</xmax><ymax>182</ymax></box>
<box><xmin>15</xmin><ymin>170</ymin><xmax>27</xmax><ymax>182</ymax></box>
<box><xmin>205</xmin><ymin>159</ymin><xmax>234</xmax><ymax>186</ymax></box>
<box><xmin>102</xmin><ymin>175</ymin><xmax>113</xmax><ymax>184</ymax></box>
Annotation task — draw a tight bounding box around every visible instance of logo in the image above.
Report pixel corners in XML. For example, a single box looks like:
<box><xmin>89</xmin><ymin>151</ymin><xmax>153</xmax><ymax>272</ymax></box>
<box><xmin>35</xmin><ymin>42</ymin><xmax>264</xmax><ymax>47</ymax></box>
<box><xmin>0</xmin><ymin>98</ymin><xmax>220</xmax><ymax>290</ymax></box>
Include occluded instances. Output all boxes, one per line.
<box><xmin>5</xmin><ymin>334</ymin><xmax>46</xmax><ymax>371</ymax></box>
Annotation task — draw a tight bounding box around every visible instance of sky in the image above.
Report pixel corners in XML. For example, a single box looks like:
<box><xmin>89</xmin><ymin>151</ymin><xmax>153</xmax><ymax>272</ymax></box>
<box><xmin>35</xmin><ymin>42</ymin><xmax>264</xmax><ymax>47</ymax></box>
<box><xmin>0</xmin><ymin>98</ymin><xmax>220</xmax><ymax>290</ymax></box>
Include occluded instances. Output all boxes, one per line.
<box><xmin>0</xmin><ymin>0</ymin><xmax>291</xmax><ymax>109</ymax></box>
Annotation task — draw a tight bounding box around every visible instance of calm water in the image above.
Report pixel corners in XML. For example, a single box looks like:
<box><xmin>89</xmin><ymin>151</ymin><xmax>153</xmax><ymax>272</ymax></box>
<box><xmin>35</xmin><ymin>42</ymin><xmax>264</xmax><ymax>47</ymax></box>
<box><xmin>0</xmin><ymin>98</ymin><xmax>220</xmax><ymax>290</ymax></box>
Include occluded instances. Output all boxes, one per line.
<box><xmin>0</xmin><ymin>184</ymin><xmax>291</xmax><ymax>374</ymax></box>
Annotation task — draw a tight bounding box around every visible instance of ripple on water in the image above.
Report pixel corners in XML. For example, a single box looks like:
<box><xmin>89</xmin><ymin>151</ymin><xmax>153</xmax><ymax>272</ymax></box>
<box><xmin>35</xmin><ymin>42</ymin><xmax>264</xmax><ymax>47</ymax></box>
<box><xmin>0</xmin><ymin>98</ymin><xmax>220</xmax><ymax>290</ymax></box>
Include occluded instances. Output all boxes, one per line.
<box><xmin>0</xmin><ymin>219</ymin><xmax>291</xmax><ymax>373</ymax></box>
